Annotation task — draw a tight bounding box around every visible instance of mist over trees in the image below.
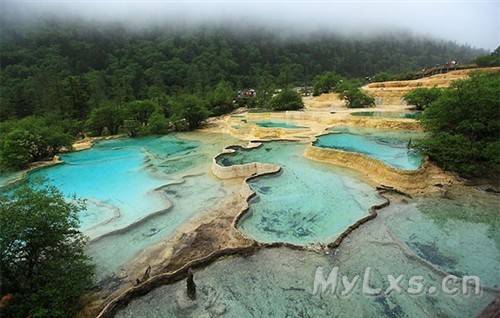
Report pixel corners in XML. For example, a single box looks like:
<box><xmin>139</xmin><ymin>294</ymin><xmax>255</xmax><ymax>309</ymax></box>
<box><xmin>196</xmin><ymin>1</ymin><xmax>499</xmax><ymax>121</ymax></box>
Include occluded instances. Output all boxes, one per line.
<box><xmin>0</xmin><ymin>21</ymin><xmax>483</xmax><ymax>120</ymax></box>
<box><xmin>0</xmin><ymin>19</ymin><xmax>486</xmax><ymax>169</ymax></box>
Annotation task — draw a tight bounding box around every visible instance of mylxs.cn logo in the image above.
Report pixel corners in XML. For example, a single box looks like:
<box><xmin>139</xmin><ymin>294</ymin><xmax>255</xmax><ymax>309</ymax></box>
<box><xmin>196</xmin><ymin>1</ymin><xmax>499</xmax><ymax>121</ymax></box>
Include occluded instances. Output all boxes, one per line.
<box><xmin>312</xmin><ymin>266</ymin><xmax>482</xmax><ymax>296</ymax></box>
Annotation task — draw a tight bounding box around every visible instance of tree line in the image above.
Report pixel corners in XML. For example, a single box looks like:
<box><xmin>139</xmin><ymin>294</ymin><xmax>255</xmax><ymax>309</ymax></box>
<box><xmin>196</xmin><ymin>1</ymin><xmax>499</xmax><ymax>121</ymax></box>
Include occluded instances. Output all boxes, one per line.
<box><xmin>404</xmin><ymin>72</ymin><xmax>500</xmax><ymax>178</ymax></box>
<box><xmin>0</xmin><ymin>20</ymin><xmax>483</xmax><ymax>120</ymax></box>
<box><xmin>0</xmin><ymin>21</ymin><xmax>487</xmax><ymax>170</ymax></box>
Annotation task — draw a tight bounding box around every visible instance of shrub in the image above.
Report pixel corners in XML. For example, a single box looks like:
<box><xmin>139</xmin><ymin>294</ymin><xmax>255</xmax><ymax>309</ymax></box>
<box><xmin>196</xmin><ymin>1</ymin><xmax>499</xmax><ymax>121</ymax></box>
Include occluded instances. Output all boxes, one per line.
<box><xmin>269</xmin><ymin>89</ymin><xmax>304</xmax><ymax>111</ymax></box>
<box><xmin>207</xmin><ymin>81</ymin><xmax>235</xmax><ymax>116</ymax></box>
<box><xmin>86</xmin><ymin>103</ymin><xmax>126</xmax><ymax>136</ymax></box>
<box><xmin>474</xmin><ymin>46</ymin><xmax>500</xmax><ymax>67</ymax></box>
<box><xmin>0</xmin><ymin>117</ymin><xmax>73</xmax><ymax>169</ymax></box>
<box><xmin>0</xmin><ymin>183</ymin><xmax>94</xmax><ymax>318</ymax></box>
<box><xmin>143</xmin><ymin>111</ymin><xmax>171</xmax><ymax>135</ymax></box>
<box><xmin>403</xmin><ymin>87</ymin><xmax>443</xmax><ymax>110</ymax></box>
<box><xmin>172</xmin><ymin>94</ymin><xmax>210</xmax><ymax>129</ymax></box>
<box><xmin>340</xmin><ymin>88</ymin><xmax>375</xmax><ymax>108</ymax></box>
<box><xmin>418</xmin><ymin>72</ymin><xmax>500</xmax><ymax>177</ymax></box>
<box><xmin>312</xmin><ymin>72</ymin><xmax>342</xmax><ymax>96</ymax></box>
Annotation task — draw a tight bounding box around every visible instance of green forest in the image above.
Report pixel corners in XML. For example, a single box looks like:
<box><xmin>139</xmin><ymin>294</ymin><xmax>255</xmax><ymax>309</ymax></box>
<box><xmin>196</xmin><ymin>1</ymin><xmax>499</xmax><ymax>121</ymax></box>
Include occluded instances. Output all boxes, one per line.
<box><xmin>0</xmin><ymin>14</ymin><xmax>498</xmax><ymax>318</ymax></box>
<box><xmin>0</xmin><ymin>20</ymin><xmax>488</xmax><ymax>169</ymax></box>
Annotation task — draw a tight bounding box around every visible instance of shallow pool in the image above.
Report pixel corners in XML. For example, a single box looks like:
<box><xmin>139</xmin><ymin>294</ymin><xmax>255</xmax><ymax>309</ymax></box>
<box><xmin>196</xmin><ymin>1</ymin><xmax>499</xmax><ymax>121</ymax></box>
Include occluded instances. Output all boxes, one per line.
<box><xmin>217</xmin><ymin>141</ymin><xmax>384</xmax><ymax>245</ymax></box>
<box><xmin>351</xmin><ymin>111</ymin><xmax>421</xmax><ymax>119</ymax></box>
<box><xmin>254</xmin><ymin>120</ymin><xmax>306</xmax><ymax>129</ymax></box>
<box><xmin>116</xmin><ymin>185</ymin><xmax>499</xmax><ymax>318</ymax></box>
<box><xmin>313</xmin><ymin>128</ymin><xmax>424</xmax><ymax>170</ymax></box>
<box><xmin>385</xmin><ymin>186</ymin><xmax>500</xmax><ymax>289</ymax></box>
<box><xmin>0</xmin><ymin>170</ymin><xmax>25</xmax><ymax>189</ymax></box>
<box><xmin>29</xmin><ymin>136</ymin><xmax>198</xmax><ymax>237</ymax></box>
<box><xmin>116</xmin><ymin>244</ymin><xmax>493</xmax><ymax>318</ymax></box>
<box><xmin>21</xmin><ymin>133</ymin><xmax>237</xmax><ymax>279</ymax></box>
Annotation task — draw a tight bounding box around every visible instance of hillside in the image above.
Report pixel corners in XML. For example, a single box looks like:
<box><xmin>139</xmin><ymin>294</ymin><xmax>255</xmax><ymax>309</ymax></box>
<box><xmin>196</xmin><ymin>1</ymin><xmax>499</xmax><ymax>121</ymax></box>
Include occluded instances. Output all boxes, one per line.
<box><xmin>362</xmin><ymin>67</ymin><xmax>500</xmax><ymax>106</ymax></box>
<box><xmin>0</xmin><ymin>21</ymin><xmax>486</xmax><ymax>120</ymax></box>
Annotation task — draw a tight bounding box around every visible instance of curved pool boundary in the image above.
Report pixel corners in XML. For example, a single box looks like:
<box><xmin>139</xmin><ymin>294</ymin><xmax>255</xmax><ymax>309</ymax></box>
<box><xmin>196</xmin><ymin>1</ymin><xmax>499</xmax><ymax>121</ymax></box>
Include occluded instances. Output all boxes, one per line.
<box><xmin>305</xmin><ymin>133</ymin><xmax>458</xmax><ymax>195</ymax></box>
<box><xmin>87</xmin><ymin>172</ymin><xmax>211</xmax><ymax>244</ymax></box>
<box><xmin>0</xmin><ymin>157</ymin><xmax>63</xmax><ymax>191</ymax></box>
<box><xmin>93</xmin><ymin>140</ymin><xmax>397</xmax><ymax>318</ymax></box>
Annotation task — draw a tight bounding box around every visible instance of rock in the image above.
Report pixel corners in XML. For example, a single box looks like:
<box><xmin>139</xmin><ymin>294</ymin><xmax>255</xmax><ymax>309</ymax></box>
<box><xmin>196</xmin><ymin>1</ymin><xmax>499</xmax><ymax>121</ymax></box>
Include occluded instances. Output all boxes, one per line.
<box><xmin>187</xmin><ymin>267</ymin><xmax>196</xmax><ymax>300</ymax></box>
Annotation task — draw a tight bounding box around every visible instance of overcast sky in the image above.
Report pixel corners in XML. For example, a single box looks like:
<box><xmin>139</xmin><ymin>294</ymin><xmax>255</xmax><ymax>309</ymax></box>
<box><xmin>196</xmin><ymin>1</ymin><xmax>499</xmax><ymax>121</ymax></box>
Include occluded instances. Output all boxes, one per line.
<box><xmin>2</xmin><ymin>0</ymin><xmax>499</xmax><ymax>50</ymax></box>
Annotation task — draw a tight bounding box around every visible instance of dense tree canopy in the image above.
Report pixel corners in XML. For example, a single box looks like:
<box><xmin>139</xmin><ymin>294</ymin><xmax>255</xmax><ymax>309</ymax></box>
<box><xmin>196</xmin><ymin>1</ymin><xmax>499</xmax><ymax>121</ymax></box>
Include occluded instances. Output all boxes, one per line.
<box><xmin>340</xmin><ymin>87</ymin><xmax>375</xmax><ymax>108</ymax></box>
<box><xmin>418</xmin><ymin>72</ymin><xmax>500</xmax><ymax>177</ymax></box>
<box><xmin>403</xmin><ymin>87</ymin><xmax>444</xmax><ymax>110</ymax></box>
<box><xmin>0</xmin><ymin>20</ymin><xmax>486</xmax><ymax>169</ymax></box>
<box><xmin>0</xmin><ymin>21</ymin><xmax>483</xmax><ymax>122</ymax></box>
<box><xmin>0</xmin><ymin>183</ymin><xmax>94</xmax><ymax>318</ymax></box>
<box><xmin>0</xmin><ymin>117</ymin><xmax>73</xmax><ymax>169</ymax></box>
<box><xmin>270</xmin><ymin>89</ymin><xmax>304</xmax><ymax>111</ymax></box>
<box><xmin>312</xmin><ymin>72</ymin><xmax>342</xmax><ymax>96</ymax></box>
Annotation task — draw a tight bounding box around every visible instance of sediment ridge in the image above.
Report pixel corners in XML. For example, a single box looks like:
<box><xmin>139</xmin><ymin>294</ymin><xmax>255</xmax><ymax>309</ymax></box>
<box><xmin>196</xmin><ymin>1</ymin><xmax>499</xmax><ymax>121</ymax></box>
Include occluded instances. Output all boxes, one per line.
<box><xmin>304</xmin><ymin>145</ymin><xmax>458</xmax><ymax>195</ymax></box>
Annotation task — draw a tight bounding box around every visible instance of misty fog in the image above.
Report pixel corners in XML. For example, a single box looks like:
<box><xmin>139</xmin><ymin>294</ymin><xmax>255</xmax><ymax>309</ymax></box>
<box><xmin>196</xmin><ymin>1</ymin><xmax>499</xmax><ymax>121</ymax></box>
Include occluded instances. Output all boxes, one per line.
<box><xmin>1</xmin><ymin>0</ymin><xmax>498</xmax><ymax>50</ymax></box>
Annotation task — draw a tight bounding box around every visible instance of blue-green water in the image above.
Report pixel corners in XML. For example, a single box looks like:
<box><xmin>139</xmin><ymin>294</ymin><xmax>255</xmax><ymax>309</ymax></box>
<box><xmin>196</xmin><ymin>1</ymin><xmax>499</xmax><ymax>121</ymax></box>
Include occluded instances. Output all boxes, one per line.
<box><xmin>217</xmin><ymin>142</ymin><xmax>384</xmax><ymax>245</ymax></box>
<box><xmin>116</xmin><ymin>188</ymin><xmax>498</xmax><ymax>317</ymax></box>
<box><xmin>29</xmin><ymin>136</ymin><xmax>197</xmax><ymax>237</ymax></box>
<box><xmin>16</xmin><ymin>133</ymin><xmax>237</xmax><ymax>279</ymax></box>
<box><xmin>254</xmin><ymin>120</ymin><xmax>306</xmax><ymax>129</ymax></box>
<box><xmin>313</xmin><ymin>128</ymin><xmax>424</xmax><ymax>170</ymax></box>
<box><xmin>4</xmin><ymin>129</ymin><xmax>497</xmax><ymax>317</ymax></box>
<box><xmin>0</xmin><ymin>170</ymin><xmax>24</xmax><ymax>190</ymax></box>
<box><xmin>385</xmin><ymin>187</ymin><xmax>500</xmax><ymax>289</ymax></box>
<box><xmin>351</xmin><ymin>111</ymin><xmax>421</xmax><ymax>119</ymax></box>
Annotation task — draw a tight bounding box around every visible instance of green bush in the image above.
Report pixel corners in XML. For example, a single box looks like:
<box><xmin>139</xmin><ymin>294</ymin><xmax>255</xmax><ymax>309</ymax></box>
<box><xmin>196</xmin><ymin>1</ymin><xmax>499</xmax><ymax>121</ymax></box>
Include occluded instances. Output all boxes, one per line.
<box><xmin>122</xmin><ymin>119</ymin><xmax>141</xmax><ymax>137</ymax></box>
<box><xmin>474</xmin><ymin>46</ymin><xmax>500</xmax><ymax>67</ymax></box>
<box><xmin>370</xmin><ymin>70</ymin><xmax>419</xmax><ymax>83</ymax></box>
<box><xmin>269</xmin><ymin>89</ymin><xmax>304</xmax><ymax>111</ymax></box>
<box><xmin>143</xmin><ymin>111</ymin><xmax>171</xmax><ymax>135</ymax></box>
<box><xmin>87</xmin><ymin>100</ymin><xmax>167</xmax><ymax>137</ymax></box>
<box><xmin>86</xmin><ymin>103</ymin><xmax>126</xmax><ymax>136</ymax></box>
<box><xmin>370</xmin><ymin>72</ymin><xmax>392</xmax><ymax>83</ymax></box>
<box><xmin>418</xmin><ymin>72</ymin><xmax>500</xmax><ymax>177</ymax></box>
<box><xmin>172</xmin><ymin>94</ymin><xmax>210</xmax><ymax>130</ymax></box>
<box><xmin>207</xmin><ymin>81</ymin><xmax>235</xmax><ymax>116</ymax></box>
<box><xmin>312</xmin><ymin>72</ymin><xmax>342</xmax><ymax>96</ymax></box>
<box><xmin>403</xmin><ymin>87</ymin><xmax>443</xmax><ymax>110</ymax></box>
<box><xmin>0</xmin><ymin>183</ymin><xmax>94</xmax><ymax>318</ymax></box>
<box><xmin>340</xmin><ymin>88</ymin><xmax>375</xmax><ymax>108</ymax></box>
<box><xmin>0</xmin><ymin>117</ymin><xmax>73</xmax><ymax>169</ymax></box>
<box><xmin>0</xmin><ymin>129</ymin><xmax>38</xmax><ymax>168</ymax></box>
<box><xmin>124</xmin><ymin>100</ymin><xmax>160</xmax><ymax>126</ymax></box>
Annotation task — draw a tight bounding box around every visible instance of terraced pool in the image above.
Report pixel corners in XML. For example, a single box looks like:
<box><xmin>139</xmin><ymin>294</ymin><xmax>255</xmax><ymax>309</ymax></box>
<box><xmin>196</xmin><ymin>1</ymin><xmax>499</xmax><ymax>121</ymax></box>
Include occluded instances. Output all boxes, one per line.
<box><xmin>19</xmin><ymin>133</ymin><xmax>237</xmax><ymax>279</ymax></box>
<box><xmin>4</xmin><ymin>127</ymin><xmax>498</xmax><ymax>318</ymax></box>
<box><xmin>116</xmin><ymin>186</ymin><xmax>498</xmax><ymax>318</ymax></box>
<box><xmin>313</xmin><ymin>127</ymin><xmax>424</xmax><ymax>170</ymax></box>
<box><xmin>351</xmin><ymin>111</ymin><xmax>421</xmax><ymax>119</ymax></box>
<box><xmin>217</xmin><ymin>141</ymin><xmax>384</xmax><ymax>245</ymax></box>
<box><xmin>254</xmin><ymin>120</ymin><xmax>306</xmax><ymax>129</ymax></box>
<box><xmin>385</xmin><ymin>186</ymin><xmax>500</xmax><ymax>289</ymax></box>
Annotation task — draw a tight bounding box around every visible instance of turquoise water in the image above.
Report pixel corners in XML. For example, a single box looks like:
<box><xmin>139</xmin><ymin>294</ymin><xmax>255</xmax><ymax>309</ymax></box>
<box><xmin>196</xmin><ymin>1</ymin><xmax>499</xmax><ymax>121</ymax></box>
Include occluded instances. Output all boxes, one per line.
<box><xmin>351</xmin><ymin>111</ymin><xmax>421</xmax><ymax>119</ymax></box>
<box><xmin>313</xmin><ymin>128</ymin><xmax>424</xmax><ymax>170</ymax></box>
<box><xmin>385</xmin><ymin>187</ymin><xmax>500</xmax><ymax>289</ymax></box>
<box><xmin>29</xmin><ymin>136</ymin><xmax>198</xmax><ymax>237</ymax></box>
<box><xmin>116</xmin><ymin>187</ymin><xmax>498</xmax><ymax>318</ymax></box>
<box><xmin>19</xmin><ymin>133</ymin><xmax>237</xmax><ymax>279</ymax></box>
<box><xmin>254</xmin><ymin>120</ymin><xmax>306</xmax><ymax>129</ymax></box>
<box><xmin>87</xmin><ymin>173</ymin><xmax>228</xmax><ymax>279</ymax></box>
<box><xmin>116</xmin><ymin>194</ymin><xmax>495</xmax><ymax>318</ymax></box>
<box><xmin>0</xmin><ymin>170</ymin><xmax>25</xmax><ymax>190</ymax></box>
<box><xmin>217</xmin><ymin>142</ymin><xmax>384</xmax><ymax>245</ymax></box>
